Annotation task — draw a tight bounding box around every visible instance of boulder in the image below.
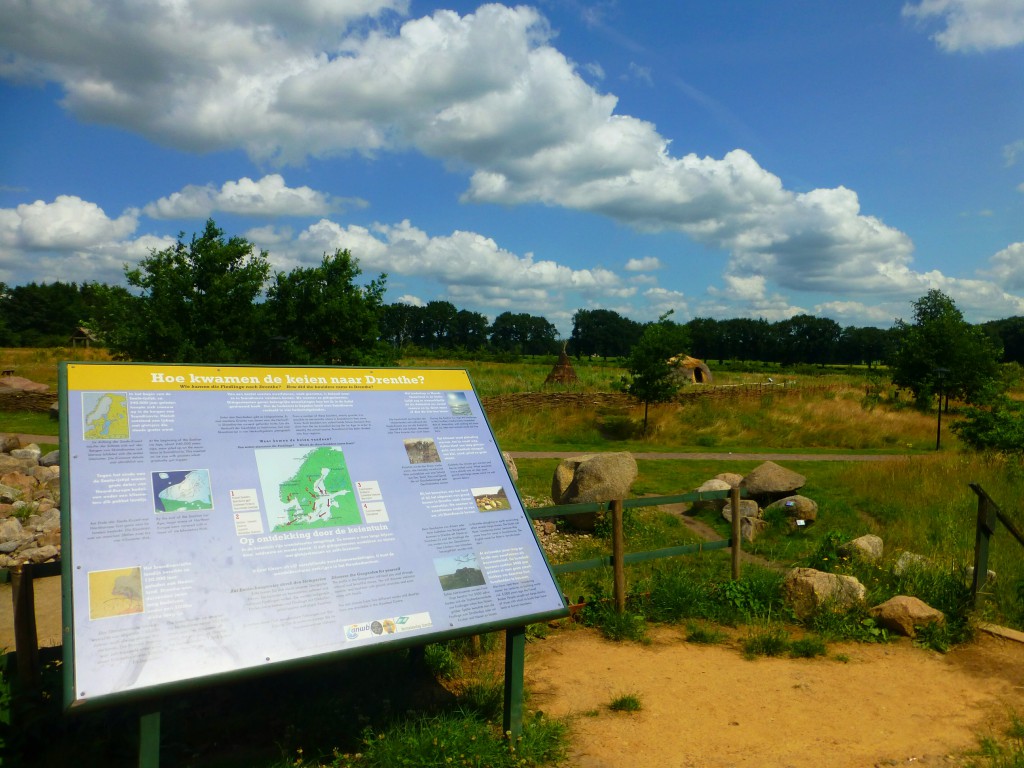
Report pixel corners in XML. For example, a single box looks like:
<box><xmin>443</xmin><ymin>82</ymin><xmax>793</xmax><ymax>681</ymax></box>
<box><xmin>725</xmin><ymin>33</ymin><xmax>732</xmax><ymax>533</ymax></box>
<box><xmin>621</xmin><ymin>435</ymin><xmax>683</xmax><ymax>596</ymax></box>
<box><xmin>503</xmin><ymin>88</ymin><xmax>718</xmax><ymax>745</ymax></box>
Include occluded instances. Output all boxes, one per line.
<box><xmin>764</xmin><ymin>495</ymin><xmax>818</xmax><ymax>528</ymax></box>
<box><xmin>869</xmin><ymin>596</ymin><xmax>944</xmax><ymax>637</ymax></box>
<box><xmin>840</xmin><ymin>534</ymin><xmax>884</xmax><ymax>563</ymax></box>
<box><xmin>11</xmin><ymin>444</ymin><xmax>41</xmax><ymax>461</ymax></box>
<box><xmin>0</xmin><ymin>435</ymin><xmax>20</xmax><ymax>453</ymax></box>
<box><xmin>741</xmin><ymin>516</ymin><xmax>769</xmax><ymax>543</ymax></box>
<box><xmin>782</xmin><ymin>567</ymin><xmax>866</xmax><ymax>620</ymax></box>
<box><xmin>741</xmin><ymin>461</ymin><xmax>806</xmax><ymax>501</ymax></box>
<box><xmin>720</xmin><ymin>499</ymin><xmax>761</xmax><ymax>523</ymax></box>
<box><xmin>502</xmin><ymin>451</ymin><xmax>518</xmax><ymax>483</ymax></box>
<box><xmin>39</xmin><ymin>449</ymin><xmax>60</xmax><ymax>467</ymax></box>
<box><xmin>893</xmin><ymin>551</ymin><xmax>929</xmax><ymax>575</ymax></box>
<box><xmin>552</xmin><ymin>452</ymin><xmax>638</xmax><ymax>530</ymax></box>
<box><xmin>714</xmin><ymin>472</ymin><xmax>744</xmax><ymax>488</ymax></box>
<box><xmin>692</xmin><ymin>478</ymin><xmax>732</xmax><ymax>512</ymax></box>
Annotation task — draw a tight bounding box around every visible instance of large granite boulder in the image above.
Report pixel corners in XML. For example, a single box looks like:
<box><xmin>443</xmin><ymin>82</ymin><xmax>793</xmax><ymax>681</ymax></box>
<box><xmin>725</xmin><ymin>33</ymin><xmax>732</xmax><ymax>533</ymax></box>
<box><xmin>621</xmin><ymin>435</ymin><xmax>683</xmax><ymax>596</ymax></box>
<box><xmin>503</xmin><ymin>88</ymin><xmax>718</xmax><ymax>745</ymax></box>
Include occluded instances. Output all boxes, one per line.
<box><xmin>869</xmin><ymin>596</ymin><xmax>944</xmax><ymax>637</ymax></box>
<box><xmin>741</xmin><ymin>461</ymin><xmax>806</xmax><ymax>502</ymax></box>
<box><xmin>552</xmin><ymin>452</ymin><xmax>638</xmax><ymax>530</ymax></box>
<box><xmin>840</xmin><ymin>534</ymin><xmax>884</xmax><ymax>563</ymax></box>
<box><xmin>764</xmin><ymin>495</ymin><xmax>818</xmax><ymax>529</ymax></box>
<box><xmin>691</xmin><ymin>478</ymin><xmax>732</xmax><ymax>513</ymax></box>
<box><xmin>782</xmin><ymin>567</ymin><xmax>866</xmax><ymax>620</ymax></box>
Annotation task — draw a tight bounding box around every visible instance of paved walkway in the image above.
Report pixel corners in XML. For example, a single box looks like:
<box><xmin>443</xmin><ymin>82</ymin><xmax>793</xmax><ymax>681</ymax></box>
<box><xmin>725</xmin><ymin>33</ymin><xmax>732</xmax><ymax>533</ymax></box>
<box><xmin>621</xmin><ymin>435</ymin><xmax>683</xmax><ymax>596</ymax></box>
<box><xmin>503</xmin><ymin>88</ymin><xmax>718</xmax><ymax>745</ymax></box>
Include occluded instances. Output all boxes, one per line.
<box><xmin>507</xmin><ymin>450</ymin><xmax>908</xmax><ymax>461</ymax></box>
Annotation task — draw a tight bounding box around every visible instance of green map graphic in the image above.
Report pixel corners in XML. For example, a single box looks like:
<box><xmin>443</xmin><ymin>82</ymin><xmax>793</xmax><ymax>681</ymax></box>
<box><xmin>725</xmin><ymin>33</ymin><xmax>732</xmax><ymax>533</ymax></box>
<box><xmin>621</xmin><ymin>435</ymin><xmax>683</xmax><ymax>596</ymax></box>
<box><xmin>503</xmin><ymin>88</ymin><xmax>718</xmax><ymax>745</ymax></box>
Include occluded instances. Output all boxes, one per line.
<box><xmin>274</xmin><ymin>447</ymin><xmax>360</xmax><ymax>530</ymax></box>
<box><xmin>83</xmin><ymin>393</ymin><xmax>129</xmax><ymax>440</ymax></box>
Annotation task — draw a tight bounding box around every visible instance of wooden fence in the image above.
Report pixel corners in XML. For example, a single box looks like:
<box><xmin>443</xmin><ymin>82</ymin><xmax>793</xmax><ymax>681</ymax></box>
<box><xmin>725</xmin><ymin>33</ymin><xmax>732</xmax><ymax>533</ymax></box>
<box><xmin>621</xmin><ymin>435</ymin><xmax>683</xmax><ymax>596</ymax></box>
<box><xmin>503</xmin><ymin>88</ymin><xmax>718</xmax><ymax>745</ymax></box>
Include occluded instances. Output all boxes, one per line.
<box><xmin>480</xmin><ymin>381</ymin><xmax>836</xmax><ymax>415</ymax></box>
<box><xmin>970</xmin><ymin>484</ymin><xmax>1024</xmax><ymax>606</ymax></box>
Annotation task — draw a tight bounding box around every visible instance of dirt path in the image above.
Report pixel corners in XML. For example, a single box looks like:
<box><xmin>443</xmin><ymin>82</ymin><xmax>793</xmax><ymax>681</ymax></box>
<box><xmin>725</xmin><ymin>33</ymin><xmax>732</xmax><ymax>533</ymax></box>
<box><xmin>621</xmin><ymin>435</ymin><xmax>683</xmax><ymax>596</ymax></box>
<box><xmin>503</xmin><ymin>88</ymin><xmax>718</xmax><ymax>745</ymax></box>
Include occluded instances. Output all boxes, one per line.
<box><xmin>523</xmin><ymin>624</ymin><xmax>1024</xmax><ymax>768</ymax></box>
<box><xmin>6</xmin><ymin>580</ymin><xmax>1024</xmax><ymax>767</ymax></box>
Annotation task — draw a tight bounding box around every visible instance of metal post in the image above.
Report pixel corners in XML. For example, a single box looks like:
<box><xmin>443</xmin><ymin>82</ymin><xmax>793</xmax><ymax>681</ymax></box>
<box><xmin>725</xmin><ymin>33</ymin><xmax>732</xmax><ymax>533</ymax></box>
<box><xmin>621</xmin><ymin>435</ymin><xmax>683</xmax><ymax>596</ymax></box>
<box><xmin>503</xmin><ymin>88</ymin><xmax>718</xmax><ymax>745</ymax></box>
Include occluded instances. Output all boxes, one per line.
<box><xmin>730</xmin><ymin>487</ymin><xmax>742</xmax><ymax>580</ymax></box>
<box><xmin>611</xmin><ymin>499</ymin><xmax>626</xmax><ymax>614</ymax></box>
<box><xmin>502</xmin><ymin>625</ymin><xmax>526</xmax><ymax>741</ymax></box>
<box><xmin>139</xmin><ymin>709</ymin><xmax>161</xmax><ymax>768</ymax></box>
<box><xmin>10</xmin><ymin>563</ymin><xmax>40</xmax><ymax>689</ymax></box>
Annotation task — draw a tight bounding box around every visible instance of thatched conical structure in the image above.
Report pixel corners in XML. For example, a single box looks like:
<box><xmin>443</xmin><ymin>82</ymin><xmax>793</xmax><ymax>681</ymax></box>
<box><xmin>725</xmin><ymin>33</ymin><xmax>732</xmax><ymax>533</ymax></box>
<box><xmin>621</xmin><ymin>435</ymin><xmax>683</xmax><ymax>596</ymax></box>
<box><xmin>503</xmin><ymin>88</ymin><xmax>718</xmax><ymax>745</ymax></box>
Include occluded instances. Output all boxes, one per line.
<box><xmin>545</xmin><ymin>344</ymin><xmax>580</xmax><ymax>385</ymax></box>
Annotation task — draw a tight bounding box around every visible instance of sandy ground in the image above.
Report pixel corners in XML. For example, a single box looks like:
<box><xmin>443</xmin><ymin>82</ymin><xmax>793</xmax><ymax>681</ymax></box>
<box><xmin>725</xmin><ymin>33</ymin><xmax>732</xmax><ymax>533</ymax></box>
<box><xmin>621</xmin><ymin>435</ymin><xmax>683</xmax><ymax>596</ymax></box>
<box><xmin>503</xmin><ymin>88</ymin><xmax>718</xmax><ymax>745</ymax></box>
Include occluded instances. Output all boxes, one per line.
<box><xmin>523</xmin><ymin>624</ymin><xmax>1024</xmax><ymax>768</ymax></box>
<box><xmin>6</xmin><ymin>578</ymin><xmax>1024</xmax><ymax>767</ymax></box>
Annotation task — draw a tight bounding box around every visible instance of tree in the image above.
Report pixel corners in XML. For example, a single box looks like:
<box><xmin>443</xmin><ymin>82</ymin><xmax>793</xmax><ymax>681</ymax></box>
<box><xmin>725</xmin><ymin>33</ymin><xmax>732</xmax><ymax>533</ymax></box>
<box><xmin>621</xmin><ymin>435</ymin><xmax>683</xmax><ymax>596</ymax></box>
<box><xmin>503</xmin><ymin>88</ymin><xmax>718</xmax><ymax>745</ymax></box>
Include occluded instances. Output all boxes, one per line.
<box><xmin>451</xmin><ymin>309</ymin><xmax>490</xmax><ymax>351</ymax></box>
<box><xmin>489</xmin><ymin>312</ymin><xmax>560</xmax><ymax>355</ymax></box>
<box><xmin>570</xmin><ymin>309</ymin><xmax>643</xmax><ymax>359</ymax></box>
<box><xmin>105</xmin><ymin>220</ymin><xmax>270</xmax><ymax>362</ymax></box>
<box><xmin>624</xmin><ymin>313</ymin><xmax>690</xmax><ymax>434</ymax></box>
<box><xmin>263</xmin><ymin>249</ymin><xmax>392</xmax><ymax>365</ymax></box>
<box><xmin>891</xmin><ymin>290</ymin><xmax>1002</xmax><ymax>405</ymax></box>
<box><xmin>774</xmin><ymin>315</ymin><xmax>841</xmax><ymax>365</ymax></box>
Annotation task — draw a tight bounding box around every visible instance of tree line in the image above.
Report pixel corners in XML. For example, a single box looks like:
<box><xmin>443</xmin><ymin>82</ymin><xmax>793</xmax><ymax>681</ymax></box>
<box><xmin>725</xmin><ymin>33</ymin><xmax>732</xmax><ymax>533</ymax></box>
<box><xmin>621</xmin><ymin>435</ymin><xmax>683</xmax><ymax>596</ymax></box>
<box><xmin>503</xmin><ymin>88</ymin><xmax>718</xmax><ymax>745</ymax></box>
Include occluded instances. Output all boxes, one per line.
<box><xmin>2</xmin><ymin>219</ymin><xmax>1023</xmax><ymax>378</ymax></box>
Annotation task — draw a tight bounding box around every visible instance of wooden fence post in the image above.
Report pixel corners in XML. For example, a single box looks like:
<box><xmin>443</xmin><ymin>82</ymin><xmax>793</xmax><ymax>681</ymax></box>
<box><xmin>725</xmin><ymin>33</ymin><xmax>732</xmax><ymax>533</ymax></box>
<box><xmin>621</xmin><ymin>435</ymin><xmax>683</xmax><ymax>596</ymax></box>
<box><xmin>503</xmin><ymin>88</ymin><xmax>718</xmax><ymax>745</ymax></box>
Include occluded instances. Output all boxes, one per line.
<box><xmin>611</xmin><ymin>499</ymin><xmax>626</xmax><ymax>614</ymax></box>
<box><xmin>971</xmin><ymin>484</ymin><xmax>998</xmax><ymax>607</ymax></box>
<box><xmin>730</xmin><ymin>487</ymin><xmax>741</xmax><ymax>581</ymax></box>
<box><xmin>10</xmin><ymin>563</ymin><xmax>40</xmax><ymax>689</ymax></box>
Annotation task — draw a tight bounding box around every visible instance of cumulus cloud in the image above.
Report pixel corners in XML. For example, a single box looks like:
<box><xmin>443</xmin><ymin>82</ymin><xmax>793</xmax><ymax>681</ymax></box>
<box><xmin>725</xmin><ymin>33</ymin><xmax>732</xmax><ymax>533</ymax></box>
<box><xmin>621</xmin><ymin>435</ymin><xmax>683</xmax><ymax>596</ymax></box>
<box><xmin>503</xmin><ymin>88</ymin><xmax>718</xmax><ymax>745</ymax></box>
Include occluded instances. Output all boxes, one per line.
<box><xmin>624</xmin><ymin>256</ymin><xmax>661</xmax><ymax>272</ymax></box>
<box><xmin>275</xmin><ymin>217</ymin><xmax>630</xmax><ymax>318</ymax></box>
<box><xmin>3</xmin><ymin>2</ymin><xmax>1022</xmax><ymax>326</ymax></box>
<box><xmin>0</xmin><ymin>196</ymin><xmax>173</xmax><ymax>284</ymax></box>
<box><xmin>981</xmin><ymin>242</ymin><xmax>1024</xmax><ymax>290</ymax></box>
<box><xmin>144</xmin><ymin>175</ymin><xmax>353</xmax><ymax>219</ymax></box>
<box><xmin>903</xmin><ymin>0</ymin><xmax>1024</xmax><ymax>52</ymax></box>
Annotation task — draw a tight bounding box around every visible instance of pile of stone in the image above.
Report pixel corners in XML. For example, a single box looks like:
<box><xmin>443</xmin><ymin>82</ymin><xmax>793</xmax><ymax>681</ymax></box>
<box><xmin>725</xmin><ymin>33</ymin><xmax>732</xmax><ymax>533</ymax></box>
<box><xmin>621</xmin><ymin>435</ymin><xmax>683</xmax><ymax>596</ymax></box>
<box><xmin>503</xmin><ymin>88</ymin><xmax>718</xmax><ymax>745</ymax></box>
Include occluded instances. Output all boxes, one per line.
<box><xmin>549</xmin><ymin>452</ymin><xmax>949</xmax><ymax>638</ymax></box>
<box><xmin>0</xmin><ymin>436</ymin><xmax>61</xmax><ymax>567</ymax></box>
<box><xmin>689</xmin><ymin>460</ymin><xmax>813</xmax><ymax>543</ymax></box>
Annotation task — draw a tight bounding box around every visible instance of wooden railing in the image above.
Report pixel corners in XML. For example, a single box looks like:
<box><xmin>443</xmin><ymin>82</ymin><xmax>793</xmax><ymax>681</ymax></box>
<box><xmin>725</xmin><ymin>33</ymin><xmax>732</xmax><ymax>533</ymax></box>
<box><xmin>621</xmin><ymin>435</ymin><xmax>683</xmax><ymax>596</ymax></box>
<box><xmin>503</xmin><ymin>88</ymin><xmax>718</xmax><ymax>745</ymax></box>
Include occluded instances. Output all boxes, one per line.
<box><xmin>529</xmin><ymin>487</ymin><xmax>745</xmax><ymax>612</ymax></box>
<box><xmin>970</xmin><ymin>484</ymin><xmax>1024</xmax><ymax>607</ymax></box>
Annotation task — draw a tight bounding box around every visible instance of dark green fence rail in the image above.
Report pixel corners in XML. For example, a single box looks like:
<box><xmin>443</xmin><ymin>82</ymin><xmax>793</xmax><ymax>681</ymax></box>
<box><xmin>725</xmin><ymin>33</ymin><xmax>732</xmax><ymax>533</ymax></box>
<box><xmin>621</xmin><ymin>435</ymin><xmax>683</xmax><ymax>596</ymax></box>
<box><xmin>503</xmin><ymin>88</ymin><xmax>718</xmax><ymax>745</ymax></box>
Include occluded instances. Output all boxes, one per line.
<box><xmin>528</xmin><ymin>487</ymin><xmax>746</xmax><ymax>613</ymax></box>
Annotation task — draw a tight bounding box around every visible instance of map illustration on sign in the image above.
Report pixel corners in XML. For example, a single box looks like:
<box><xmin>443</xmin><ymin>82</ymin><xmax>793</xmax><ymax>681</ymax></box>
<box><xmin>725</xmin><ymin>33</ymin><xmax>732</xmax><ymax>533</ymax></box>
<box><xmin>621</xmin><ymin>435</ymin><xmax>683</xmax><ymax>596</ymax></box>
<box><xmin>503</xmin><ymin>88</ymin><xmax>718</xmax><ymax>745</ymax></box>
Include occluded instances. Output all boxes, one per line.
<box><xmin>88</xmin><ymin>566</ymin><xmax>144</xmax><ymax>620</ymax></box>
<box><xmin>255</xmin><ymin>446</ymin><xmax>360</xmax><ymax>530</ymax></box>
<box><xmin>82</xmin><ymin>392</ymin><xmax>130</xmax><ymax>440</ymax></box>
<box><xmin>152</xmin><ymin>469</ymin><xmax>214</xmax><ymax>513</ymax></box>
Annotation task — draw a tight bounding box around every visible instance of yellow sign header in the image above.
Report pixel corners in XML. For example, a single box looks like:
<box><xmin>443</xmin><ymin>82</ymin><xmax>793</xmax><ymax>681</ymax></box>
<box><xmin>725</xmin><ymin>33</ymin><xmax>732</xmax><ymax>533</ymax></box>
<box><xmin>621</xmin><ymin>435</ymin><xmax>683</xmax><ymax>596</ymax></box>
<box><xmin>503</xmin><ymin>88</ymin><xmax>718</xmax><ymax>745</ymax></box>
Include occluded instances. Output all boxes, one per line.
<box><xmin>65</xmin><ymin>363</ymin><xmax>473</xmax><ymax>393</ymax></box>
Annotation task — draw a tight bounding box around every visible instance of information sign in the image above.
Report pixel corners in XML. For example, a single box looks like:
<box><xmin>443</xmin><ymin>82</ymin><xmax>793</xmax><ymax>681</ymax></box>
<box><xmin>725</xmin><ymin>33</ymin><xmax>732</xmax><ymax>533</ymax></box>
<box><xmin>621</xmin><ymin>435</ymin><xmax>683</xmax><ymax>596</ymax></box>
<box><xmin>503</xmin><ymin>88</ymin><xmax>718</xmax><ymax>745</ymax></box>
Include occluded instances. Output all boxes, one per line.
<box><xmin>60</xmin><ymin>363</ymin><xmax>566</xmax><ymax>709</ymax></box>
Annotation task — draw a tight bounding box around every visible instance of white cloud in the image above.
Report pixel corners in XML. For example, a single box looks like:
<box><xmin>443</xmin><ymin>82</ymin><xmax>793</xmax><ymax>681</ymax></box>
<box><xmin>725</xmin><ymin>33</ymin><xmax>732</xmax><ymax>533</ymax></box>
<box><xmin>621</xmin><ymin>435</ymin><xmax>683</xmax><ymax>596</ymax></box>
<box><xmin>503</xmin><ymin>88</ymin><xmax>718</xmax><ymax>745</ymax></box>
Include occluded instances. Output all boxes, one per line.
<box><xmin>395</xmin><ymin>294</ymin><xmax>425</xmax><ymax>307</ymax></box>
<box><xmin>0</xmin><ymin>2</ymin><xmax>937</xmax><ymax>306</ymax></box>
<box><xmin>981</xmin><ymin>242</ymin><xmax>1024</xmax><ymax>290</ymax></box>
<box><xmin>144</xmin><ymin>175</ymin><xmax>351</xmax><ymax>219</ymax></box>
<box><xmin>0</xmin><ymin>196</ymin><xmax>138</xmax><ymax>250</ymax></box>
<box><xmin>1004</xmin><ymin>139</ymin><xmax>1024</xmax><ymax>166</ymax></box>
<box><xmin>3</xmin><ymin>2</ymin><xmax>1022</xmax><ymax>326</ymax></box>
<box><xmin>903</xmin><ymin>0</ymin><xmax>1024</xmax><ymax>52</ymax></box>
<box><xmin>624</xmin><ymin>256</ymin><xmax>661</xmax><ymax>272</ymax></box>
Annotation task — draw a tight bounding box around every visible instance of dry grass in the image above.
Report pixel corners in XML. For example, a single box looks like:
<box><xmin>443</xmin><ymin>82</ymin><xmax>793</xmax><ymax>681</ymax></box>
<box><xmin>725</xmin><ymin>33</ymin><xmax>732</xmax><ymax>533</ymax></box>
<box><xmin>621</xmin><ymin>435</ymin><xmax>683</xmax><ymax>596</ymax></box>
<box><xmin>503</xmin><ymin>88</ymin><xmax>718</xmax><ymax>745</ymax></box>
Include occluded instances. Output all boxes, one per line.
<box><xmin>0</xmin><ymin>346</ymin><xmax>111</xmax><ymax>390</ymax></box>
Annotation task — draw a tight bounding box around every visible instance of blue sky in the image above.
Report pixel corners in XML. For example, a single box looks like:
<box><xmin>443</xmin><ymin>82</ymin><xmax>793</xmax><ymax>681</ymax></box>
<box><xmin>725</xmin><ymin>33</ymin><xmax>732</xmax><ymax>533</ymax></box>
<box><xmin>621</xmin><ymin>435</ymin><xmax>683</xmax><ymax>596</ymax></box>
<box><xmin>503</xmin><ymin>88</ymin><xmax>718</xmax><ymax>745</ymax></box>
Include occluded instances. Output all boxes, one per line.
<box><xmin>2</xmin><ymin>0</ymin><xmax>1023</xmax><ymax>335</ymax></box>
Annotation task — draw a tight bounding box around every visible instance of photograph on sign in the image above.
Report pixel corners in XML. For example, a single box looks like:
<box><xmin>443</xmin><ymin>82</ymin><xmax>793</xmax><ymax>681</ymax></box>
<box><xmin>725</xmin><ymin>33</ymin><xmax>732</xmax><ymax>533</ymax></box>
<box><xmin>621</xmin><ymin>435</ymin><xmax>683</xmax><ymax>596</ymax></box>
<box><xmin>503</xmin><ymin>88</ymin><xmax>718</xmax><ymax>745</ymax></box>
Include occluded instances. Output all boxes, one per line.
<box><xmin>60</xmin><ymin>363</ymin><xmax>566</xmax><ymax>708</ymax></box>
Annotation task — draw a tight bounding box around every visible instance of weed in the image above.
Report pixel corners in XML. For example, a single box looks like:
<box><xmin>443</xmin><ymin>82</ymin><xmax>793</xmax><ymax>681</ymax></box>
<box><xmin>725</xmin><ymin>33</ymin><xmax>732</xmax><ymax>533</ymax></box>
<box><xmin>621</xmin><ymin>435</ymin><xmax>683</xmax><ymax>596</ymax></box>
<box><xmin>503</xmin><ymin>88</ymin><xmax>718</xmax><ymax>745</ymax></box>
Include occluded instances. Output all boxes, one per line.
<box><xmin>833</xmin><ymin>653</ymin><xmax>851</xmax><ymax>663</ymax></box>
<box><xmin>788</xmin><ymin>635</ymin><xmax>828</xmax><ymax>658</ymax></box>
<box><xmin>422</xmin><ymin>643</ymin><xmax>461</xmax><ymax>680</ymax></box>
<box><xmin>811</xmin><ymin>608</ymin><xmax>890</xmax><ymax>644</ymax></box>
<box><xmin>608</xmin><ymin>693</ymin><xmax>643</xmax><ymax>713</ymax></box>
<box><xmin>966</xmin><ymin>712</ymin><xmax>1024</xmax><ymax>768</ymax></box>
<box><xmin>455</xmin><ymin>675</ymin><xmax>504</xmax><ymax>721</ymax></box>
<box><xmin>333</xmin><ymin>710</ymin><xmax>568</xmax><ymax>768</ymax></box>
<box><xmin>684</xmin><ymin>622</ymin><xmax>727</xmax><ymax>645</ymax></box>
<box><xmin>741</xmin><ymin>625</ymin><xmax>791</xmax><ymax>659</ymax></box>
<box><xmin>587</xmin><ymin>605</ymin><xmax>649</xmax><ymax>643</ymax></box>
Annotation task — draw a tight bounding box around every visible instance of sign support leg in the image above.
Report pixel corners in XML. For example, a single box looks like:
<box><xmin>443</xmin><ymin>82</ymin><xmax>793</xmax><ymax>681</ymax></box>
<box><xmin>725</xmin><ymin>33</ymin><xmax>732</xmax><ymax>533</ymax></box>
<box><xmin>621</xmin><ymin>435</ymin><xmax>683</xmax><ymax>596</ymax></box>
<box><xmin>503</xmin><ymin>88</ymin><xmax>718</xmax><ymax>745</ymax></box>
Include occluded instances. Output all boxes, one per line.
<box><xmin>139</xmin><ymin>709</ymin><xmax>161</xmax><ymax>768</ymax></box>
<box><xmin>503</xmin><ymin>625</ymin><xmax>526</xmax><ymax>741</ymax></box>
